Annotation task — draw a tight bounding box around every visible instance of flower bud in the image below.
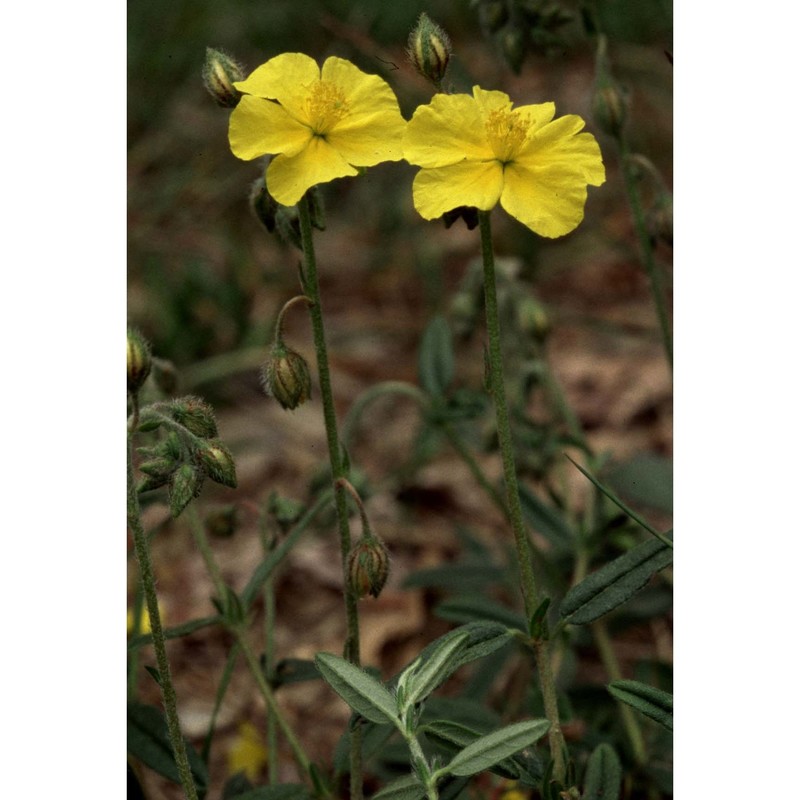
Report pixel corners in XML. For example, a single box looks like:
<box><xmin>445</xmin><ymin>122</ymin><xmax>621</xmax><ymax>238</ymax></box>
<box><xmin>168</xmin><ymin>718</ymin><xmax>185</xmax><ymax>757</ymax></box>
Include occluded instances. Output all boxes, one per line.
<box><xmin>262</xmin><ymin>343</ymin><xmax>312</xmax><ymax>410</ymax></box>
<box><xmin>205</xmin><ymin>504</ymin><xmax>240</xmax><ymax>538</ymax></box>
<box><xmin>348</xmin><ymin>535</ymin><xmax>390</xmax><ymax>599</ymax></box>
<box><xmin>516</xmin><ymin>295</ymin><xmax>551</xmax><ymax>342</ymax></box>
<box><xmin>202</xmin><ymin>47</ymin><xmax>245</xmax><ymax>108</ymax></box>
<box><xmin>407</xmin><ymin>12</ymin><xmax>452</xmax><ymax>87</ymax></box>
<box><xmin>592</xmin><ymin>81</ymin><xmax>628</xmax><ymax>138</ymax></box>
<box><xmin>169</xmin><ymin>396</ymin><xmax>218</xmax><ymax>438</ymax></box>
<box><xmin>196</xmin><ymin>439</ymin><xmax>238</xmax><ymax>488</ymax></box>
<box><xmin>127</xmin><ymin>328</ymin><xmax>152</xmax><ymax>395</ymax></box>
<box><xmin>646</xmin><ymin>194</ymin><xmax>673</xmax><ymax>248</ymax></box>
<box><xmin>250</xmin><ymin>175</ymin><xmax>279</xmax><ymax>233</ymax></box>
<box><xmin>169</xmin><ymin>463</ymin><xmax>204</xmax><ymax>518</ymax></box>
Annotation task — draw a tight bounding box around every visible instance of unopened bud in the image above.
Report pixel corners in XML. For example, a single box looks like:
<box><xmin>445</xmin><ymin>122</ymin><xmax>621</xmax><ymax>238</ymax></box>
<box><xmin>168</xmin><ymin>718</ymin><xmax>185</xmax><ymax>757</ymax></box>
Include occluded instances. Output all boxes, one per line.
<box><xmin>169</xmin><ymin>396</ymin><xmax>218</xmax><ymax>438</ymax></box>
<box><xmin>592</xmin><ymin>81</ymin><xmax>628</xmax><ymax>138</ymax></box>
<box><xmin>407</xmin><ymin>12</ymin><xmax>452</xmax><ymax>87</ymax></box>
<box><xmin>202</xmin><ymin>47</ymin><xmax>245</xmax><ymax>108</ymax></box>
<box><xmin>169</xmin><ymin>463</ymin><xmax>204</xmax><ymax>518</ymax></box>
<box><xmin>262</xmin><ymin>343</ymin><xmax>312</xmax><ymax>410</ymax></box>
<box><xmin>647</xmin><ymin>194</ymin><xmax>673</xmax><ymax>248</ymax></box>
<box><xmin>127</xmin><ymin>328</ymin><xmax>152</xmax><ymax>395</ymax></box>
<box><xmin>196</xmin><ymin>439</ymin><xmax>238</xmax><ymax>488</ymax></box>
<box><xmin>516</xmin><ymin>295</ymin><xmax>551</xmax><ymax>342</ymax></box>
<box><xmin>250</xmin><ymin>176</ymin><xmax>279</xmax><ymax>234</ymax></box>
<box><xmin>348</xmin><ymin>535</ymin><xmax>390</xmax><ymax>599</ymax></box>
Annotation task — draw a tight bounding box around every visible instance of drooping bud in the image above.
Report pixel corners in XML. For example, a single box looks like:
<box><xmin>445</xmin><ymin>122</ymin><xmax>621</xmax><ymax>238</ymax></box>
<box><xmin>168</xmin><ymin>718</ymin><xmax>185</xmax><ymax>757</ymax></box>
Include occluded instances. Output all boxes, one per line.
<box><xmin>592</xmin><ymin>81</ymin><xmax>628</xmax><ymax>139</ymax></box>
<box><xmin>250</xmin><ymin>175</ymin><xmax>279</xmax><ymax>234</ymax></box>
<box><xmin>267</xmin><ymin>491</ymin><xmax>305</xmax><ymax>532</ymax></box>
<box><xmin>169</xmin><ymin>396</ymin><xmax>218</xmax><ymax>438</ymax></box>
<box><xmin>196</xmin><ymin>439</ymin><xmax>238</xmax><ymax>488</ymax></box>
<box><xmin>202</xmin><ymin>47</ymin><xmax>245</xmax><ymax>108</ymax></box>
<box><xmin>347</xmin><ymin>535</ymin><xmax>390</xmax><ymax>599</ymax></box>
<box><xmin>261</xmin><ymin>342</ymin><xmax>312</xmax><ymax>410</ymax></box>
<box><xmin>646</xmin><ymin>194</ymin><xmax>673</xmax><ymax>248</ymax></box>
<box><xmin>127</xmin><ymin>328</ymin><xmax>152</xmax><ymax>395</ymax></box>
<box><xmin>407</xmin><ymin>12</ymin><xmax>452</xmax><ymax>88</ymax></box>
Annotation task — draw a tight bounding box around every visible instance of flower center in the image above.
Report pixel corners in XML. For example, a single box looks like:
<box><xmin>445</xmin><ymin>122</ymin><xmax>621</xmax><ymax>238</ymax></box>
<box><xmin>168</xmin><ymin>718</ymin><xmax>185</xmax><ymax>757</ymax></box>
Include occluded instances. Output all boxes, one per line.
<box><xmin>305</xmin><ymin>81</ymin><xmax>350</xmax><ymax>135</ymax></box>
<box><xmin>484</xmin><ymin>109</ymin><xmax>530</xmax><ymax>163</ymax></box>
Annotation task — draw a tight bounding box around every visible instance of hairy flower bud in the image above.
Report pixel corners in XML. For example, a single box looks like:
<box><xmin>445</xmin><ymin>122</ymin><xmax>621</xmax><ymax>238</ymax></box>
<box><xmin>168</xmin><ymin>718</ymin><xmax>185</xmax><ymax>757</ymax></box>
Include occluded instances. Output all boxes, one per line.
<box><xmin>205</xmin><ymin>505</ymin><xmax>240</xmax><ymax>538</ymax></box>
<box><xmin>516</xmin><ymin>295</ymin><xmax>551</xmax><ymax>342</ymax></box>
<box><xmin>348</xmin><ymin>535</ymin><xmax>390</xmax><ymax>599</ymax></box>
<box><xmin>169</xmin><ymin>396</ymin><xmax>218</xmax><ymax>438</ymax></box>
<box><xmin>169</xmin><ymin>463</ymin><xmax>204</xmax><ymax>518</ymax></box>
<box><xmin>196</xmin><ymin>439</ymin><xmax>238</xmax><ymax>488</ymax></box>
<box><xmin>250</xmin><ymin>176</ymin><xmax>279</xmax><ymax>233</ymax></box>
<box><xmin>262</xmin><ymin>343</ymin><xmax>312</xmax><ymax>410</ymax></box>
<box><xmin>127</xmin><ymin>328</ymin><xmax>152</xmax><ymax>395</ymax></box>
<box><xmin>202</xmin><ymin>47</ymin><xmax>245</xmax><ymax>108</ymax></box>
<box><xmin>407</xmin><ymin>12</ymin><xmax>452</xmax><ymax>87</ymax></box>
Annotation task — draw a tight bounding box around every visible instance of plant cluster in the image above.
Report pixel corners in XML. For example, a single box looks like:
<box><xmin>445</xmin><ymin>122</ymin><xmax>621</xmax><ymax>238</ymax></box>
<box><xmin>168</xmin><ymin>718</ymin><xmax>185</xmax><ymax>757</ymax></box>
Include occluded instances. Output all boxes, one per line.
<box><xmin>128</xmin><ymin>8</ymin><xmax>672</xmax><ymax>800</ymax></box>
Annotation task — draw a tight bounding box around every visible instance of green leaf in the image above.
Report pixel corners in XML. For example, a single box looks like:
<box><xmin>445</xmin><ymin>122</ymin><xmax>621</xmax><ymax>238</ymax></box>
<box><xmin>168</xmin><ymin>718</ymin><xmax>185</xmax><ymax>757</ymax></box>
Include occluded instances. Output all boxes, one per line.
<box><xmin>127</xmin><ymin>702</ymin><xmax>208</xmax><ymax>791</ymax></box>
<box><xmin>372</xmin><ymin>774</ymin><xmax>426</xmax><ymax>800</ymax></box>
<box><xmin>399</xmin><ymin>631</ymin><xmax>471</xmax><ymax>710</ymax></box>
<box><xmin>560</xmin><ymin>537</ymin><xmax>673</xmax><ymax>625</ymax></box>
<box><xmin>518</xmin><ymin>484</ymin><xmax>574</xmax><ymax>549</ymax></box>
<box><xmin>606</xmin><ymin>453</ymin><xmax>673</xmax><ymax>514</ymax></box>
<box><xmin>423</xmin><ymin>720</ymin><xmax>540</xmax><ymax>783</ymax></box>
<box><xmin>439</xmin><ymin>719</ymin><xmax>550</xmax><ymax>778</ymax></box>
<box><xmin>314</xmin><ymin>653</ymin><xmax>400</xmax><ymax>726</ymax></box>
<box><xmin>582</xmin><ymin>742</ymin><xmax>622</xmax><ymax>800</ymax></box>
<box><xmin>608</xmin><ymin>680</ymin><xmax>673</xmax><ymax>731</ymax></box>
<box><xmin>434</xmin><ymin>596</ymin><xmax>526</xmax><ymax>630</ymax></box>
<box><xmin>419</xmin><ymin>315</ymin><xmax>455</xmax><ymax>396</ymax></box>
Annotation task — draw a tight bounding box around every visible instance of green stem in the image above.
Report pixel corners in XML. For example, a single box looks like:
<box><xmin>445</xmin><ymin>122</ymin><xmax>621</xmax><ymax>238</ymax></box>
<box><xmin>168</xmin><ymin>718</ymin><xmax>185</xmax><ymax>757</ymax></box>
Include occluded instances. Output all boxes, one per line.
<box><xmin>187</xmin><ymin>507</ymin><xmax>320</xmax><ymax>791</ymax></box>
<box><xmin>127</xmin><ymin>437</ymin><xmax>199</xmax><ymax>800</ymax></box>
<box><xmin>478</xmin><ymin>211</ymin><xmax>566</xmax><ymax>782</ymax></box>
<box><xmin>618</xmin><ymin>138</ymin><xmax>673</xmax><ymax>369</ymax></box>
<box><xmin>298</xmin><ymin>194</ymin><xmax>363</xmax><ymax>800</ymax></box>
<box><xmin>591</xmin><ymin>621</ymin><xmax>648</xmax><ymax>766</ymax></box>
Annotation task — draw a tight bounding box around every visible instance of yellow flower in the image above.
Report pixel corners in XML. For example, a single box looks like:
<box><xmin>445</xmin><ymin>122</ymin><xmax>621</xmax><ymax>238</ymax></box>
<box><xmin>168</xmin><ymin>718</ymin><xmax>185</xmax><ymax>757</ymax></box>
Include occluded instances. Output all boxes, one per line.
<box><xmin>229</xmin><ymin>53</ymin><xmax>407</xmax><ymax>206</ymax></box>
<box><xmin>227</xmin><ymin>721</ymin><xmax>268</xmax><ymax>781</ymax></box>
<box><xmin>403</xmin><ymin>87</ymin><xmax>605</xmax><ymax>238</ymax></box>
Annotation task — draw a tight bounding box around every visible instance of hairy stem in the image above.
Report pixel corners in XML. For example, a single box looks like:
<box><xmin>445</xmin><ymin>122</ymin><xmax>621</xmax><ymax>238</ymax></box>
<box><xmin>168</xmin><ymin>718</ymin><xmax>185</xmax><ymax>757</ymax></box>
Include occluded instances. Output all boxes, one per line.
<box><xmin>127</xmin><ymin>437</ymin><xmax>199</xmax><ymax>800</ymax></box>
<box><xmin>478</xmin><ymin>210</ymin><xmax>566</xmax><ymax>781</ymax></box>
<box><xmin>298</xmin><ymin>194</ymin><xmax>363</xmax><ymax>800</ymax></box>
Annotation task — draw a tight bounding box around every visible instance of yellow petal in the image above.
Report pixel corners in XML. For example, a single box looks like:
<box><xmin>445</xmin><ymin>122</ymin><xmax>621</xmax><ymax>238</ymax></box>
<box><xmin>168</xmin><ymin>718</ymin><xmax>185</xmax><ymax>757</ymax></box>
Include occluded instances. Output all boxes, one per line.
<box><xmin>512</xmin><ymin>101</ymin><xmax>557</xmax><ymax>134</ymax></box>
<box><xmin>412</xmin><ymin>161</ymin><xmax>504</xmax><ymax>220</ymax></box>
<box><xmin>321</xmin><ymin>57</ymin><xmax>407</xmax><ymax>164</ymax></box>
<box><xmin>520</xmin><ymin>121</ymin><xmax>606</xmax><ymax>187</ymax></box>
<box><xmin>404</xmin><ymin>93</ymin><xmax>493</xmax><ymax>168</ymax></box>
<box><xmin>501</xmin><ymin>160</ymin><xmax>592</xmax><ymax>238</ymax></box>
<box><xmin>472</xmin><ymin>86</ymin><xmax>514</xmax><ymax>114</ymax></box>
<box><xmin>266</xmin><ymin>137</ymin><xmax>358</xmax><ymax>206</ymax></box>
<box><xmin>229</xmin><ymin>96</ymin><xmax>312</xmax><ymax>161</ymax></box>
<box><xmin>235</xmin><ymin>53</ymin><xmax>319</xmax><ymax>124</ymax></box>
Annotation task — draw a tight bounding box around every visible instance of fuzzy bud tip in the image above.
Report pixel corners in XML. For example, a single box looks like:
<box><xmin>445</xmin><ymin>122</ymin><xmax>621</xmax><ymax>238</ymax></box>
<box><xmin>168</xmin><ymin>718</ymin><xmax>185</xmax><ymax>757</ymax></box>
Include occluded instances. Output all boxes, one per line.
<box><xmin>262</xmin><ymin>343</ymin><xmax>312</xmax><ymax>410</ymax></box>
<box><xmin>127</xmin><ymin>328</ymin><xmax>152</xmax><ymax>395</ymax></box>
<box><xmin>348</xmin><ymin>536</ymin><xmax>390</xmax><ymax>599</ymax></box>
<box><xmin>202</xmin><ymin>47</ymin><xmax>245</xmax><ymax>108</ymax></box>
<box><xmin>407</xmin><ymin>12</ymin><xmax>452</xmax><ymax>87</ymax></box>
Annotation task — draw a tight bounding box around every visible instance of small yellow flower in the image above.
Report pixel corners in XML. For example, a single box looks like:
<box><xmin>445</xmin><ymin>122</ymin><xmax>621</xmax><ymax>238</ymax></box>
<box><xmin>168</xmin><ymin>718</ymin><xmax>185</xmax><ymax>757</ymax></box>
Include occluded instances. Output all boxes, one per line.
<box><xmin>229</xmin><ymin>53</ymin><xmax>407</xmax><ymax>206</ymax></box>
<box><xmin>227</xmin><ymin>721</ymin><xmax>268</xmax><ymax>781</ymax></box>
<box><xmin>403</xmin><ymin>87</ymin><xmax>605</xmax><ymax>238</ymax></box>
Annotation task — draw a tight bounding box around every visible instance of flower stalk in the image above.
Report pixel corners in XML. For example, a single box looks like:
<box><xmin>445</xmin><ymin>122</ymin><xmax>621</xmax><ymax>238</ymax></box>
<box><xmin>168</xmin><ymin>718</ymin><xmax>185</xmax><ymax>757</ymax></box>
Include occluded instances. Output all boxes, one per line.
<box><xmin>127</xmin><ymin>437</ymin><xmax>199</xmax><ymax>800</ymax></box>
<box><xmin>478</xmin><ymin>210</ymin><xmax>566</xmax><ymax>781</ymax></box>
<box><xmin>297</xmin><ymin>193</ymin><xmax>364</xmax><ymax>800</ymax></box>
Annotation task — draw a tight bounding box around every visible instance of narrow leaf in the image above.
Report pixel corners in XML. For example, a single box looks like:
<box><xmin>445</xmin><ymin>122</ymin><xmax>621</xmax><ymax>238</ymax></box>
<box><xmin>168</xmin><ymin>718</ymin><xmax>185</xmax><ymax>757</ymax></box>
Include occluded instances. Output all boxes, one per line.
<box><xmin>418</xmin><ymin>315</ymin><xmax>455</xmax><ymax>396</ymax></box>
<box><xmin>441</xmin><ymin>719</ymin><xmax>550</xmax><ymax>778</ymax></box>
<box><xmin>560</xmin><ymin>537</ymin><xmax>673</xmax><ymax>625</ymax></box>
<box><xmin>608</xmin><ymin>680</ymin><xmax>673</xmax><ymax>731</ymax></box>
<box><xmin>518</xmin><ymin>484</ymin><xmax>574</xmax><ymax>548</ymax></box>
<box><xmin>315</xmin><ymin>653</ymin><xmax>399</xmax><ymax>727</ymax></box>
<box><xmin>127</xmin><ymin>702</ymin><xmax>208</xmax><ymax>791</ymax></box>
<box><xmin>401</xmin><ymin>631</ymin><xmax>471</xmax><ymax>709</ymax></box>
<box><xmin>372</xmin><ymin>774</ymin><xmax>426</xmax><ymax>800</ymax></box>
<box><xmin>582</xmin><ymin>742</ymin><xmax>622</xmax><ymax>800</ymax></box>
<box><xmin>435</xmin><ymin>596</ymin><xmax>526</xmax><ymax>630</ymax></box>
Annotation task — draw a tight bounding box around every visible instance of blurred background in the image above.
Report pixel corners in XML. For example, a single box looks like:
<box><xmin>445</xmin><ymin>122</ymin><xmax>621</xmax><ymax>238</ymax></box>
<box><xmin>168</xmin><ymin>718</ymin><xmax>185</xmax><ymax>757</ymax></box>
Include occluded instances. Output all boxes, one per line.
<box><xmin>128</xmin><ymin>1</ymin><xmax>672</xmax><ymax>797</ymax></box>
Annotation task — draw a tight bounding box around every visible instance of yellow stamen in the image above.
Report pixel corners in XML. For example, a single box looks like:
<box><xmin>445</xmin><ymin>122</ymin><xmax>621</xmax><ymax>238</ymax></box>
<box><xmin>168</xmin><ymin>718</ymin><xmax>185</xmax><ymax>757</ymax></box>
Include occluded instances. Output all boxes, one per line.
<box><xmin>484</xmin><ymin>109</ymin><xmax>530</xmax><ymax>163</ymax></box>
<box><xmin>305</xmin><ymin>80</ymin><xmax>350</xmax><ymax>135</ymax></box>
